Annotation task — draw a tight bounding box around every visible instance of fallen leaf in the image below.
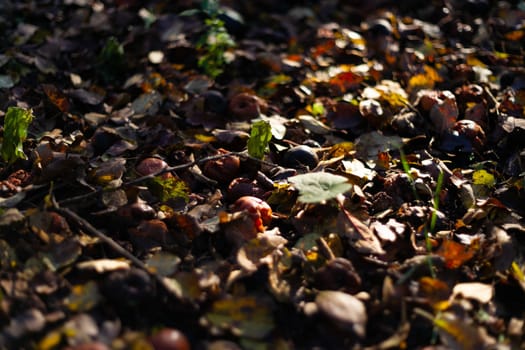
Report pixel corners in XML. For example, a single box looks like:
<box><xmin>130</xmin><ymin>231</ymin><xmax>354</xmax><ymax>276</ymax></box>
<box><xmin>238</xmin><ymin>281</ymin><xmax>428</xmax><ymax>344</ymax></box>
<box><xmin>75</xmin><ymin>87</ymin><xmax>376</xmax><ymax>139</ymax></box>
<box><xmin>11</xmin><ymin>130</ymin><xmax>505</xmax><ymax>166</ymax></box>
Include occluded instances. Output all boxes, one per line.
<box><xmin>451</xmin><ymin>282</ymin><xmax>493</xmax><ymax>304</ymax></box>
<box><xmin>204</xmin><ymin>295</ymin><xmax>274</xmax><ymax>339</ymax></box>
<box><xmin>338</xmin><ymin>208</ymin><xmax>385</xmax><ymax>255</ymax></box>
<box><xmin>437</xmin><ymin>239</ymin><xmax>475</xmax><ymax>269</ymax></box>
<box><xmin>315</xmin><ymin>290</ymin><xmax>367</xmax><ymax>337</ymax></box>
<box><xmin>76</xmin><ymin>259</ymin><xmax>131</xmax><ymax>273</ymax></box>
<box><xmin>289</xmin><ymin>172</ymin><xmax>353</xmax><ymax>203</ymax></box>
<box><xmin>65</xmin><ymin>281</ymin><xmax>102</xmax><ymax>312</ymax></box>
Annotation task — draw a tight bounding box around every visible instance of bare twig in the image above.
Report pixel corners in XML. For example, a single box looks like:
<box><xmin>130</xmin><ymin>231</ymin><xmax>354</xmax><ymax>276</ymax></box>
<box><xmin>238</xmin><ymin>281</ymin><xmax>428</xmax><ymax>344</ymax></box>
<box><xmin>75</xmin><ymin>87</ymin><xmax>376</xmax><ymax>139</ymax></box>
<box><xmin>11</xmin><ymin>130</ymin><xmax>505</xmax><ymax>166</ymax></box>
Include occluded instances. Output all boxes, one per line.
<box><xmin>54</xmin><ymin>205</ymin><xmax>148</xmax><ymax>269</ymax></box>
<box><xmin>53</xmin><ymin>201</ymin><xmax>185</xmax><ymax>300</ymax></box>
<box><xmin>58</xmin><ymin>151</ymin><xmax>275</xmax><ymax>206</ymax></box>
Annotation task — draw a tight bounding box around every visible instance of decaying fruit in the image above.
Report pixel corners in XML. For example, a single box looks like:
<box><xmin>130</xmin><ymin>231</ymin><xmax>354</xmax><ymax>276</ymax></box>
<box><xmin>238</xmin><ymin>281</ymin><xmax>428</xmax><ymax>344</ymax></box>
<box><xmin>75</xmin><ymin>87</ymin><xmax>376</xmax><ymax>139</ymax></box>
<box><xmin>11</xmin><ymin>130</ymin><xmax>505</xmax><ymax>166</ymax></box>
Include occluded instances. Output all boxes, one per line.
<box><xmin>221</xmin><ymin>196</ymin><xmax>273</xmax><ymax>244</ymax></box>
<box><xmin>228</xmin><ymin>92</ymin><xmax>267</xmax><ymax>120</ymax></box>
<box><xmin>202</xmin><ymin>149</ymin><xmax>240</xmax><ymax>183</ymax></box>
<box><xmin>136</xmin><ymin>157</ymin><xmax>170</xmax><ymax>178</ymax></box>
<box><xmin>233</xmin><ymin>196</ymin><xmax>272</xmax><ymax>230</ymax></box>
<box><xmin>149</xmin><ymin>328</ymin><xmax>191</xmax><ymax>350</ymax></box>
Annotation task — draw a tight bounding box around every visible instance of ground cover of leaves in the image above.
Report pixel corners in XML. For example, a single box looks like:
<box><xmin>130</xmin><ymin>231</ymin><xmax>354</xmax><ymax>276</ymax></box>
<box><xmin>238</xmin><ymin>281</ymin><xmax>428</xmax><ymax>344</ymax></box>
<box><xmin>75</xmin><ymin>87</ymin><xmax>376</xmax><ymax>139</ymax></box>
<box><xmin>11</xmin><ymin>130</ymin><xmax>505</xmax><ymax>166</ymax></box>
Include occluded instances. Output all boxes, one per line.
<box><xmin>1</xmin><ymin>0</ymin><xmax>525</xmax><ymax>349</ymax></box>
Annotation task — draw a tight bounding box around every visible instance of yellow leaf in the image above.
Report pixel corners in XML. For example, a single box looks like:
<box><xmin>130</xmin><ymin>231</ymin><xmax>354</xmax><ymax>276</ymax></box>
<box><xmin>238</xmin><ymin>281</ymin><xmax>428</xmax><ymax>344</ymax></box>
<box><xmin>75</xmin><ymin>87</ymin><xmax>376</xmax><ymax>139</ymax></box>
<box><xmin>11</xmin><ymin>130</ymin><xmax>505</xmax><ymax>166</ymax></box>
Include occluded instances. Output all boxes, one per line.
<box><xmin>37</xmin><ymin>330</ymin><xmax>63</xmax><ymax>350</ymax></box>
<box><xmin>466</xmin><ymin>55</ymin><xmax>487</xmax><ymax>68</ymax></box>
<box><xmin>472</xmin><ymin>169</ymin><xmax>496</xmax><ymax>187</ymax></box>
<box><xmin>423</xmin><ymin>65</ymin><xmax>443</xmax><ymax>83</ymax></box>
<box><xmin>194</xmin><ymin>133</ymin><xmax>216</xmax><ymax>143</ymax></box>
<box><xmin>408</xmin><ymin>65</ymin><xmax>443</xmax><ymax>92</ymax></box>
<box><xmin>408</xmin><ymin>73</ymin><xmax>434</xmax><ymax>91</ymax></box>
<box><xmin>511</xmin><ymin>261</ymin><xmax>525</xmax><ymax>281</ymax></box>
<box><xmin>96</xmin><ymin>174</ymin><xmax>114</xmax><ymax>184</ymax></box>
<box><xmin>329</xmin><ymin>142</ymin><xmax>354</xmax><ymax>157</ymax></box>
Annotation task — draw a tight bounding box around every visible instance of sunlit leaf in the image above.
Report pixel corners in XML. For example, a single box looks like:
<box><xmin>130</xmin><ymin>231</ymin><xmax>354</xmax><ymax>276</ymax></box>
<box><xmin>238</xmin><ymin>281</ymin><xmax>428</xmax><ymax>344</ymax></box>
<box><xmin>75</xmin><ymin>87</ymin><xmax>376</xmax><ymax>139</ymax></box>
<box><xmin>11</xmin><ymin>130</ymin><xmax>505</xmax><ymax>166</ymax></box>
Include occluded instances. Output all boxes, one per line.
<box><xmin>194</xmin><ymin>133</ymin><xmax>216</xmax><ymax>143</ymax></box>
<box><xmin>76</xmin><ymin>259</ymin><xmax>130</xmax><ymax>274</ymax></box>
<box><xmin>306</xmin><ymin>102</ymin><xmax>325</xmax><ymax>117</ymax></box>
<box><xmin>363</xmin><ymin>80</ymin><xmax>408</xmax><ymax>111</ymax></box>
<box><xmin>466</xmin><ymin>55</ymin><xmax>487</xmax><ymax>68</ymax></box>
<box><xmin>510</xmin><ymin>261</ymin><xmax>525</xmax><ymax>292</ymax></box>
<box><xmin>311</xmin><ymin>39</ymin><xmax>335</xmax><ymax>58</ymax></box>
<box><xmin>289</xmin><ymin>172</ymin><xmax>353</xmax><ymax>203</ymax></box>
<box><xmin>37</xmin><ymin>330</ymin><xmax>63</xmax><ymax>350</ymax></box>
<box><xmin>237</xmin><ymin>229</ymin><xmax>287</xmax><ymax>272</ymax></box>
<box><xmin>261</xmin><ymin>74</ymin><xmax>293</xmax><ymax>95</ymax></box>
<box><xmin>433</xmin><ymin>312</ymin><xmax>485</xmax><ymax>350</ymax></box>
<box><xmin>247</xmin><ymin>120</ymin><xmax>272</xmax><ymax>159</ymax></box>
<box><xmin>451</xmin><ymin>282</ymin><xmax>493</xmax><ymax>304</ymax></box>
<box><xmin>328</xmin><ymin>142</ymin><xmax>354</xmax><ymax>158</ymax></box>
<box><xmin>415</xmin><ymin>308</ymin><xmax>485</xmax><ymax>350</ymax></box>
<box><xmin>418</xmin><ymin>277</ymin><xmax>450</xmax><ymax>310</ymax></box>
<box><xmin>337</xmin><ymin>208</ymin><xmax>385</xmax><ymax>255</ymax></box>
<box><xmin>329</xmin><ymin>71</ymin><xmax>363</xmax><ymax>92</ymax></box>
<box><xmin>408</xmin><ymin>66</ymin><xmax>443</xmax><ymax>92</ymax></box>
<box><xmin>342</xmin><ymin>158</ymin><xmax>376</xmax><ymax>183</ymax></box>
<box><xmin>1</xmin><ymin>107</ymin><xmax>33</xmax><ymax>163</ymax></box>
<box><xmin>472</xmin><ymin>169</ymin><xmax>496</xmax><ymax>187</ymax></box>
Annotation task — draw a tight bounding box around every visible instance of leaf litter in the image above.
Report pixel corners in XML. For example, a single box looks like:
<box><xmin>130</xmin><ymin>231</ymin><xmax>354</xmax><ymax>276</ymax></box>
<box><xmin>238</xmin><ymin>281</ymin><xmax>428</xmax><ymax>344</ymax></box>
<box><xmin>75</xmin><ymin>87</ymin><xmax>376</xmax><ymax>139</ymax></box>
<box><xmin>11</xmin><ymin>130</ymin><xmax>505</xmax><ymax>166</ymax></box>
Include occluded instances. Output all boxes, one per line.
<box><xmin>0</xmin><ymin>0</ymin><xmax>525</xmax><ymax>349</ymax></box>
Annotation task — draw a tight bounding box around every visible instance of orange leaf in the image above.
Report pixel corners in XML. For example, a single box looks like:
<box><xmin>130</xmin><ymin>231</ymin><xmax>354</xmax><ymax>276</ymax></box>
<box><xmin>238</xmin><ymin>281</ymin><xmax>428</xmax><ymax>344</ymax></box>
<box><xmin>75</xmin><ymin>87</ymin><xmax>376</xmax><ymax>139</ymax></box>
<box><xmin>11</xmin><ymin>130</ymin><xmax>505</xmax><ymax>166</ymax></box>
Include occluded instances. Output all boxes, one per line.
<box><xmin>42</xmin><ymin>84</ymin><xmax>70</xmax><ymax>112</ymax></box>
<box><xmin>329</xmin><ymin>71</ymin><xmax>363</xmax><ymax>92</ymax></box>
<box><xmin>311</xmin><ymin>39</ymin><xmax>335</xmax><ymax>58</ymax></box>
<box><xmin>419</xmin><ymin>277</ymin><xmax>450</xmax><ymax>310</ymax></box>
<box><xmin>437</xmin><ymin>239</ymin><xmax>475</xmax><ymax>269</ymax></box>
<box><xmin>504</xmin><ymin>30</ymin><xmax>524</xmax><ymax>41</ymax></box>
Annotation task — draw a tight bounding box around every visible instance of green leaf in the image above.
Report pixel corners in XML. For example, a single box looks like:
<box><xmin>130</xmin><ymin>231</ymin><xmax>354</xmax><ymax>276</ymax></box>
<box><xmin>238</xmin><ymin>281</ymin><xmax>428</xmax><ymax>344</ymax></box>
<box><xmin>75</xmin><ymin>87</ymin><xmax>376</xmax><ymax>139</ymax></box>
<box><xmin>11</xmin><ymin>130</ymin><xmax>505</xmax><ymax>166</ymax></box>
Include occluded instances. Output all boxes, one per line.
<box><xmin>288</xmin><ymin>172</ymin><xmax>353</xmax><ymax>203</ymax></box>
<box><xmin>151</xmin><ymin>176</ymin><xmax>190</xmax><ymax>203</ymax></box>
<box><xmin>310</xmin><ymin>102</ymin><xmax>325</xmax><ymax>116</ymax></box>
<box><xmin>97</xmin><ymin>37</ymin><xmax>125</xmax><ymax>81</ymax></box>
<box><xmin>1</xmin><ymin>107</ymin><xmax>33</xmax><ymax>163</ymax></box>
<box><xmin>247</xmin><ymin>120</ymin><xmax>272</xmax><ymax>159</ymax></box>
<box><xmin>99</xmin><ymin>36</ymin><xmax>124</xmax><ymax>63</ymax></box>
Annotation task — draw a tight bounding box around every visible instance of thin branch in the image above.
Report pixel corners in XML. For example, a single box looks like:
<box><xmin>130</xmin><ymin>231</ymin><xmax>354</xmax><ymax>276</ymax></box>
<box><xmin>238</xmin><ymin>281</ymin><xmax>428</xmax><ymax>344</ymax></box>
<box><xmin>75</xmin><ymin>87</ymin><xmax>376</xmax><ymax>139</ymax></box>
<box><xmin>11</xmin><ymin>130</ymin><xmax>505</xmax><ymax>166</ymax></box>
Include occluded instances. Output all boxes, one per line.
<box><xmin>54</xmin><ymin>205</ymin><xmax>148</xmax><ymax>269</ymax></box>
<box><xmin>53</xmin><ymin>202</ymin><xmax>185</xmax><ymax>300</ymax></box>
<box><xmin>58</xmin><ymin>151</ymin><xmax>275</xmax><ymax>206</ymax></box>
